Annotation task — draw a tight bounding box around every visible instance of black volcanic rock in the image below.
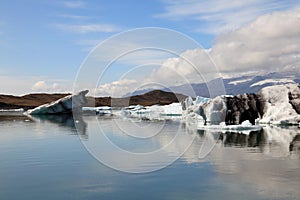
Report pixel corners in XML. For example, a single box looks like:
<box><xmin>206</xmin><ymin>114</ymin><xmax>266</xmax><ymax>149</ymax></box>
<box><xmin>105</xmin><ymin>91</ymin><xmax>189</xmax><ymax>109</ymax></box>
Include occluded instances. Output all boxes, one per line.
<box><xmin>224</xmin><ymin>94</ymin><xmax>264</xmax><ymax>125</ymax></box>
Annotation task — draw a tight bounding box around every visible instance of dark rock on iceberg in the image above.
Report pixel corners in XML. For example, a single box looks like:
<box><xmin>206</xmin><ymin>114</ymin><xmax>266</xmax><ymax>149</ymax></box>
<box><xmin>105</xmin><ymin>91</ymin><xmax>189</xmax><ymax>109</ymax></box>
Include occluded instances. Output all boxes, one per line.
<box><xmin>224</xmin><ymin>94</ymin><xmax>264</xmax><ymax>125</ymax></box>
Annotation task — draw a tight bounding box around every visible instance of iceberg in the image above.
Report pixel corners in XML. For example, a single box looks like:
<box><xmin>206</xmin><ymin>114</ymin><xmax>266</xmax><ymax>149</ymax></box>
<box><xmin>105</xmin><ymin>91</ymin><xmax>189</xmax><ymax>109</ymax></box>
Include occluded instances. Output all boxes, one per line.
<box><xmin>181</xmin><ymin>96</ymin><xmax>210</xmax><ymax>124</ymax></box>
<box><xmin>0</xmin><ymin>108</ymin><xmax>25</xmax><ymax>116</ymax></box>
<box><xmin>119</xmin><ymin>103</ymin><xmax>182</xmax><ymax>120</ymax></box>
<box><xmin>82</xmin><ymin>106</ymin><xmax>112</xmax><ymax>116</ymax></box>
<box><xmin>182</xmin><ymin>96</ymin><xmax>227</xmax><ymax>125</ymax></box>
<box><xmin>27</xmin><ymin>90</ymin><xmax>89</xmax><ymax>115</ymax></box>
<box><xmin>256</xmin><ymin>84</ymin><xmax>300</xmax><ymax>125</ymax></box>
<box><xmin>182</xmin><ymin>84</ymin><xmax>300</xmax><ymax>126</ymax></box>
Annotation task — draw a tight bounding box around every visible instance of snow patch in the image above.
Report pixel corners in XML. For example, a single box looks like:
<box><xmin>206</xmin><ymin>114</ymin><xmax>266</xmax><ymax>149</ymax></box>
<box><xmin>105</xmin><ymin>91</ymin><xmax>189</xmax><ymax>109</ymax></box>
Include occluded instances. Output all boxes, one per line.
<box><xmin>228</xmin><ymin>78</ymin><xmax>252</xmax><ymax>85</ymax></box>
<box><xmin>250</xmin><ymin>79</ymin><xmax>295</xmax><ymax>87</ymax></box>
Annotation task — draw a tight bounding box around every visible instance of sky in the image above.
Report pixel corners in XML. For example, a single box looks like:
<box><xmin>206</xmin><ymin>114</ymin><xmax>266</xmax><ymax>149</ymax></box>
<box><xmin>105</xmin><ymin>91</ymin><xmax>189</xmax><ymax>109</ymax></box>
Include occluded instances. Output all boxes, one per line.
<box><xmin>0</xmin><ymin>0</ymin><xmax>299</xmax><ymax>96</ymax></box>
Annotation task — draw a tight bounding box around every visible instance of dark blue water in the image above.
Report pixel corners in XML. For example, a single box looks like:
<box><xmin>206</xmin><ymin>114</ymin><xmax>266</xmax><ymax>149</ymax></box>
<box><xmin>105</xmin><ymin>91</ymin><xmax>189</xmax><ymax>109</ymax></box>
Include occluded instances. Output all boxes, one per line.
<box><xmin>0</xmin><ymin>115</ymin><xmax>299</xmax><ymax>200</ymax></box>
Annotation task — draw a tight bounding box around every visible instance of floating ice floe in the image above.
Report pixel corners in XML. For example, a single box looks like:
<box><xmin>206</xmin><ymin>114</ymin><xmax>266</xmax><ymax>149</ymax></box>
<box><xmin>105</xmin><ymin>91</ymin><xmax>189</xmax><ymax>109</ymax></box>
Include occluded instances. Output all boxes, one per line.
<box><xmin>0</xmin><ymin>108</ymin><xmax>24</xmax><ymax>112</ymax></box>
<box><xmin>0</xmin><ymin>108</ymin><xmax>25</xmax><ymax>116</ymax></box>
<box><xmin>82</xmin><ymin>106</ymin><xmax>112</xmax><ymax>116</ymax></box>
<box><xmin>119</xmin><ymin>103</ymin><xmax>182</xmax><ymax>120</ymax></box>
<box><xmin>197</xmin><ymin>120</ymin><xmax>262</xmax><ymax>134</ymax></box>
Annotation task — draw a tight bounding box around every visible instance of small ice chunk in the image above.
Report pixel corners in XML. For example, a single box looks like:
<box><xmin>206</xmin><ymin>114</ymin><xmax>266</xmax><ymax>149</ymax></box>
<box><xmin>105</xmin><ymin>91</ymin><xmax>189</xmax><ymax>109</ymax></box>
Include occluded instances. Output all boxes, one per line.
<box><xmin>241</xmin><ymin>120</ymin><xmax>252</xmax><ymax>126</ymax></box>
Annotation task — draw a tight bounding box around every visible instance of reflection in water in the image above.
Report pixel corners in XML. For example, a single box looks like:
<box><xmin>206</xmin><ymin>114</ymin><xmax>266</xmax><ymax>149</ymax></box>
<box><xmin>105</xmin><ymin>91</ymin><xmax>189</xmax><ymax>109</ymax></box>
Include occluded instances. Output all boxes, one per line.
<box><xmin>189</xmin><ymin>125</ymin><xmax>300</xmax><ymax>199</ymax></box>
<box><xmin>193</xmin><ymin>126</ymin><xmax>300</xmax><ymax>158</ymax></box>
<box><xmin>81</xmin><ymin>119</ymin><xmax>300</xmax><ymax>199</ymax></box>
<box><xmin>290</xmin><ymin>135</ymin><xmax>300</xmax><ymax>159</ymax></box>
<box><xmin>28</xmin><ymin>114</ymin><xmax>88</xmax><ymax>138</ymax></box>
<box><xmin>0</xmin><ymin>115</ymin><xmax>34</xmax><ymax>122</ymax></box>
<box><xmin>0</xmin><ymin>115</ymin><xmax>299</xmax><ymax>199</ymax></box>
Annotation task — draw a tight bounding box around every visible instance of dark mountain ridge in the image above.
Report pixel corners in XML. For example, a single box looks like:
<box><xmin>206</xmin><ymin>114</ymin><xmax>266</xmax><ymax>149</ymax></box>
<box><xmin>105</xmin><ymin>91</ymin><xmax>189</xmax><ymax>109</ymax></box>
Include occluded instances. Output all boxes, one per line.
<box><xmin>0</xmin><ymin>90</ymin><xmax>187</xmax><ymax>110</ymax></box>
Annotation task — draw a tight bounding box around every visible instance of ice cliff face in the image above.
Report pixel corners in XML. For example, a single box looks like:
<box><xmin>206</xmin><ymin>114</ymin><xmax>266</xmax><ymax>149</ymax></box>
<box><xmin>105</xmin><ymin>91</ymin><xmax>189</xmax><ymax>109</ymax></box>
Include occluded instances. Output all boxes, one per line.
<box><xmin>257</xmin><ymin>84</ymin><xmax>300</xmax><ymax>125</ymax></box>
<box><xmin>182</xmin><ymin>84</ymin><xmax>300</xmax><ymax>125</ymax></box>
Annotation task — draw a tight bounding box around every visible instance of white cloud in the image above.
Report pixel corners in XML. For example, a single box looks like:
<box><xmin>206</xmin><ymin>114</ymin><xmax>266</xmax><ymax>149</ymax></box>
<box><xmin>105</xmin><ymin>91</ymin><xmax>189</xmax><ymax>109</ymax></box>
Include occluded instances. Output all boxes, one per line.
<box><xmin>55</xmin><ymin>23</ymin><xmax>121</xmax><ymax>34</ymax></box>
<box><xmin>151</xmin><ymin>8</ymin><xmax>300</xmax><ymax>79</ymax></box>
<box><xmin>211</xmin><ymin>8</ymin><xmax>300</xmax><ymax>73</ymax></box>
<box><xmin>31</xmin><ymin>80</ymin><xmax>70</xmax><ymax>93</ymax></box>
<box><xmin>156</xmin><ymin>0</ymin><xmax>300</xmax><ymax>34</ymax></box>
<box><xmin>31</xmin><ymin>81</ymin><xmax>48</xmax><ymax>91</ymax></box>
<box><xmin>147</xmin><ymin>48</ymin><xmax>218</xmax><ymax>86</ymax></box>
<box><xmin>0</xmin><ymin>76</ymin><xmax>71</xmax><ymax>95</ymax></box>
<box><xmin>94</xmin><ymin>79</ymin><xmax>138</xmax><ymax>97</ymax></box>
<box><xmin>94</xmin><ymin>8</ymin><xmax>300</xmax><ymax>97</ymax></box>
<box><xmin>63</xmin><ymin>1</ymin><xmax>86</xmax><ymax>9</ymax></box>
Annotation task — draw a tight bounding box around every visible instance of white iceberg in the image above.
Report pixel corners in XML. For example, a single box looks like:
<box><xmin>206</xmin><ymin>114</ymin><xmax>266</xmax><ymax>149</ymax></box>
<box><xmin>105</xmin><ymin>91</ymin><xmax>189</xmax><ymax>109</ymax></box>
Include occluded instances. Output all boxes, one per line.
<box><xmin>27</xmin><ymin>90</ymin><xmax>89</xmax><ymax>115</ymax></box>
<box><xmin>257</xmin><ymin>84</ymin><xmax>300</xmax><ymax>125</ymax></box>
<box><xmin>82</xmin><ymin>106</ymin><xmax>112</xmax><ymax>115</ymax></box>
<box><xmin>182</xmin><ymin>84</ymin><xmax>300</xmax><ymax>126</ymax></box>
<box><xmin>119</xmin><ymin>103</ymin><xmax>182</xmax><ymax>120</ymax></box>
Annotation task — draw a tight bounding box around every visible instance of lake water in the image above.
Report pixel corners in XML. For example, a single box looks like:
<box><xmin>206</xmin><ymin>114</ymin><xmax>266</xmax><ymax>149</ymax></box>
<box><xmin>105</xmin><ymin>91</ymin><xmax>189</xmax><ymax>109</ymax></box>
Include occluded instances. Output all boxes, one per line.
<box><xmin>0</xmin><ymin>114</ymin><xmax>299</xmax><ymax>200</ymax></box>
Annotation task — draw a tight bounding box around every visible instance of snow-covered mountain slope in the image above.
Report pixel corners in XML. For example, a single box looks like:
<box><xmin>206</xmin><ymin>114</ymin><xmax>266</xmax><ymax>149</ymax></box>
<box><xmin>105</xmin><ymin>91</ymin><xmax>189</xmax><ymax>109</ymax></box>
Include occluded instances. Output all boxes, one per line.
<box><xmin>125</xmin><ymin>72</ymin><xmax>300</xmax><ymax>98</ymax></box>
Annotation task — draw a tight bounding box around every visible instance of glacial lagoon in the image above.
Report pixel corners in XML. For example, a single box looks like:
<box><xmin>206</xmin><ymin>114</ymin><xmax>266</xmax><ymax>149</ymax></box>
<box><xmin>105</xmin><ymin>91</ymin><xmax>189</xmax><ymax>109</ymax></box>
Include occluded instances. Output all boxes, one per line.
<box><xmin>0</xmin><ymin>114</ymin><xmax>299</xmax><ymax>200</ymax></box>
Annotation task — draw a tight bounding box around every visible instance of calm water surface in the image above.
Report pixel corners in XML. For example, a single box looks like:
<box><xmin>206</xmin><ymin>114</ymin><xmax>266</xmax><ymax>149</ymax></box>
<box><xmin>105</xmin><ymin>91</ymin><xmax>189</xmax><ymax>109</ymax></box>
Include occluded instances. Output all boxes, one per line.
<box><xmin>0</xmin><ymin>115</ymin><xmax>299</xmax><ymax>200</ymax></box>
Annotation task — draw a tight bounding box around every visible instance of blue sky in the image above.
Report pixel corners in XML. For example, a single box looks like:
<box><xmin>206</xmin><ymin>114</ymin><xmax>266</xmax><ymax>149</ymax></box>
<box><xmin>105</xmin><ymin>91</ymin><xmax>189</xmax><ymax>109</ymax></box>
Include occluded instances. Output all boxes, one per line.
<box><xmin>0</xmin><ymin>0</ymin><xmax>299</xmax><ymax>95</ymax></box>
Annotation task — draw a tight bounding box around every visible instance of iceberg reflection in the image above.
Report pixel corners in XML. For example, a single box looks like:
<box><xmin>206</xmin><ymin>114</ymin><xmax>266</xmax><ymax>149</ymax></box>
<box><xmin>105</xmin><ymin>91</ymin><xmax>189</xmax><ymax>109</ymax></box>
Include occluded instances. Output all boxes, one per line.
<box><xmin>28</xmin><ymin>114</ymin><xmax>88</xmax><ymax>137</ymax></box>
<box><xmin>81</xmin><ymin>117</ymin><xmax>299</xmax><ymax>198</ymax></box>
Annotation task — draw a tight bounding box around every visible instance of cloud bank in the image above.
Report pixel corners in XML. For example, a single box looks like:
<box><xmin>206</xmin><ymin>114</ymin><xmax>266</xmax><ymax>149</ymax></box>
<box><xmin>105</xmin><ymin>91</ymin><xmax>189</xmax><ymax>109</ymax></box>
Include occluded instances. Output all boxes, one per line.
<box><xmin>96</xmin><ymin>8</ymin><xmax>300</xmax><ymax>97</ymax></box>
<box><xmin>156</xmin><ymin>0</ymin><xmax>299</xmax><ymax>34</ymax></box>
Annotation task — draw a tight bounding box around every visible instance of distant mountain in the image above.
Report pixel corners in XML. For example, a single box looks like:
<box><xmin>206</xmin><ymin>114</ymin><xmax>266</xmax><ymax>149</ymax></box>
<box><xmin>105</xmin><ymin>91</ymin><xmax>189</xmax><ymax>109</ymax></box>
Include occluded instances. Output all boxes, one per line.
<box><xmin>91</xmin><ymin>90</ymin><xmax>187</xmax><ymax>107</ymax></box>
<box><xmin>125</xmin><ymin>72</ymin><xmax>300</xmax><ymax>97</ymax></box>
<box><xmin>0</xmin><ymin>93</ymin><xmax>70</xmax><ymax>110</ymax></box>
